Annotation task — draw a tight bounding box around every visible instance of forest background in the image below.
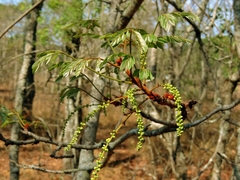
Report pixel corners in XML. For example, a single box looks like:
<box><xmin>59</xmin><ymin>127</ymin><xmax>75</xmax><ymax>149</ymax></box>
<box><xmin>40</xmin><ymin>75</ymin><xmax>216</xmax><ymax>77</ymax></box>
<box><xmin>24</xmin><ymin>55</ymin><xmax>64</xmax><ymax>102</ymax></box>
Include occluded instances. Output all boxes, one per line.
<box><xmin>1</xmin><ymin>0</ymin><xmax>240</xmax><ymax>180</ymax></box>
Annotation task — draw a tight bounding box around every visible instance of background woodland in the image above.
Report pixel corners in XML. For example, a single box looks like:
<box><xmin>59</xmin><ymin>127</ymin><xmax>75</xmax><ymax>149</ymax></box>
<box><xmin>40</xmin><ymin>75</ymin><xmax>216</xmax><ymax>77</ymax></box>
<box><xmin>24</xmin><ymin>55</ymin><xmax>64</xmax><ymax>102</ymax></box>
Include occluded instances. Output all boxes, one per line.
<box><xmin>1</xmin><ymin>0</ymin><xmax>240</xmax><ymax>180</ymax></box>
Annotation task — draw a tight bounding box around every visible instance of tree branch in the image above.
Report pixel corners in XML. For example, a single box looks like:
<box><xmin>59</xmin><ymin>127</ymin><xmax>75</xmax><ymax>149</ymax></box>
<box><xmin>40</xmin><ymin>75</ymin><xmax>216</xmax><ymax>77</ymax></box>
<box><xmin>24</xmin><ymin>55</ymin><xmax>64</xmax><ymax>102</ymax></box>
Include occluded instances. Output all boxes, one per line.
<box><xmin>0</xmin><ymin>0</ymin><xmax>45</xmax><ymax>39</ymax></box>
<box><xmin>0</xmin><ymin>133</ymin><xmax>39</xmax><ymax>146</ymax></box>
<box><xmin>0</xmin><ymin>130</ymin><xmax>104</xmax><ymax>150</ymax></box>
<box><xmin>115</xmin><ymin>0</ymin><xmax>144</xmax><ymax>31</ymax></box>
<box><xmin>185</xmin><ymin>99</ymin><xmax>240</xmax><ymax>129</ymax></box>
<box><xmin>11</xmin><ymin>160</ymin><xmax>95</xmax><ymax>173</ymax></box>
<box><xmin>140</xmin><ymin>111</ymin><xmax>176</xmax><ymax>126</ymax></box>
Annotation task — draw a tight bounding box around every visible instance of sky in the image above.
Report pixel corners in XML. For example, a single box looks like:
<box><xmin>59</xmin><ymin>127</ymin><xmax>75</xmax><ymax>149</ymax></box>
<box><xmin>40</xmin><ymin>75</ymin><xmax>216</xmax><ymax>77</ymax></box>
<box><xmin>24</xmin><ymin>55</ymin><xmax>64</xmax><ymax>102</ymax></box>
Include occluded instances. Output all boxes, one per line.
<box><xmin>0</xmin><ymin>0</ymin><xmax>22</xmax><ymax>4</ymax></box>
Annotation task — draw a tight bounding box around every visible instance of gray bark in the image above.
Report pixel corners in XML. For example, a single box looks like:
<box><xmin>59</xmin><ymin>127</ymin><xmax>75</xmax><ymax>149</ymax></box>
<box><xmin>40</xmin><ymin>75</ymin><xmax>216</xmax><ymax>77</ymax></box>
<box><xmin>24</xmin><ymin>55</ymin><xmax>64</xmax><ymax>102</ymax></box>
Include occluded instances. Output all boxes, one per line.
<box><xmin>63</xmin><ymin>30</ymin><xmax>81</xmax><ymax>171</ymax></box>
<box><xmin>74</xmin><ymin>1</ymin><xmax>144</xmax><ymax>179</ymax></box>
<box><xmin>9</xmin><ymin>1</ymin><xmax>43</xmax><ymax>179</ymax></box>
<box><xmin>232</xmin><ymin>0</ymin><xmax>240</xmax><ymax>179</ymax></box>
<box><xmin>211</xmin><ymin>81</ymin><xmax>237</xmax><ymax>180</ymax></box>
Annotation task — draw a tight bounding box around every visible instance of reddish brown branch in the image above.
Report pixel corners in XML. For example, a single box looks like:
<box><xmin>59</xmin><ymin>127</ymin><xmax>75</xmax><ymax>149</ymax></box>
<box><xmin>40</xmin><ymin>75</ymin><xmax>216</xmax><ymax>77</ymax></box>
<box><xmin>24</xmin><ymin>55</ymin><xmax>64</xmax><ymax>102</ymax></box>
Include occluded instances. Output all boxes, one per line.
<box><xmin>109</xmin><ymin>57</ymin><xmax>198</xmax><ymax>118</ymax></box>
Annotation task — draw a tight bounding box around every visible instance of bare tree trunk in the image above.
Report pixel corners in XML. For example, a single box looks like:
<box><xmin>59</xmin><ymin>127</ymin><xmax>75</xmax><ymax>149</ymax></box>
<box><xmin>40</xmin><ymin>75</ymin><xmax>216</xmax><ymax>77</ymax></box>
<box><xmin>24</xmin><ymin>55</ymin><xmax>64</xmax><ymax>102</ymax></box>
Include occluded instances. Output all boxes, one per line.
<box><xmin>211</xmin><ymin>81</ymin><xmax>237</xmax><ymax>180</ymax></box>
<box><xmin>9</xmin><ymin>1</ymin><xmax>43</xmax><ymax>179</ymax></box>
<box><xmin>74</xmin><ymin>1</ymin><xmax>144</xmax><ymax>179</ymax></box>
<box><xmin>232</xmin><ymin>0</ymin><xmax>240</xmax><ymax>179</ymax></box>
<box><xmin>63</xmin><ymin>31</ymin><xmax>81</xmax><ymax>170</ymax></box>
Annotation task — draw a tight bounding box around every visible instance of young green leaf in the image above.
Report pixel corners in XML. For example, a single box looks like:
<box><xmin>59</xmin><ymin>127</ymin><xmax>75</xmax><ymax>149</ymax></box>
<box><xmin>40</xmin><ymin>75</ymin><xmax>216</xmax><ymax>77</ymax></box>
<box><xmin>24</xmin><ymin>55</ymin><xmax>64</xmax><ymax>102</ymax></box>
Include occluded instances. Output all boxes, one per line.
<box><xmin>60</xmin><ymin>87</ymin><xmax>80</xmax><ymax>102</ymax></box>
<box><xmin>120</xmin><ymin>55</ymin><xmax>135</xmax><ymax>71</ymax></box>
<box><xmin>158</xmin><ymin>11</ymin><xmax>198</xmax><ymax>32</ymax></box>
<box><xmin>139</xmin><ymin>69</ymin><xmax>153</xmax><ymax>80</ymax></box>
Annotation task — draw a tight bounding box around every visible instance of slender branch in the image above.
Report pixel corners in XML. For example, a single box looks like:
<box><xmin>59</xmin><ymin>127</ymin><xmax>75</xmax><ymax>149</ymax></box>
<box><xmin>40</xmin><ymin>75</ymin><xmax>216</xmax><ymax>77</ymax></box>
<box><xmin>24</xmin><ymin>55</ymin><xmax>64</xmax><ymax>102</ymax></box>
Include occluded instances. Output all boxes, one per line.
<box><xmin>140</xmin><ymin>111</ymin><xmax>176</xmax><ymax>126</ymax></box>
<box><xmin>0</xmin><ymin>50</ymin><xmax>44</xmax><ymax>67</ymax></box>
<box><xmin>193</xmin><ymin>124</ymin><xmax>223</xmax><ymax>179</ymax></box>
<box><xmin>81</xmin><ymin>73</ymin><xmax>106</xmax><ymax>101</ymax></box>
<box><xmin>185</xmin><ymin>99</ymin><xmax>240</xmax><ymax>129</ymax></box>
<box><xmin>0</xmin><ymin>131</ymin><xmax>104</xmax><ymax>150</ymax></box>
<box><xmin>11</xmin><ymin>160</ymin><xmax>95</xmax><ymax>173</ymax></box>
<box><xmin>0</xmin><ymin>133</ymin><xmax>39</xmax><ymax>146</ymax></box>
<box><xmin>50</xmin><ymin>144</ymin><xmax>74</xmax><ymax>159</ymax></box>
<box><xmin>78</xmin><ymin>85</ymin><xmax>102</xmax><ymax>102</ymax></box>
<box><xmin>0</xmin><ymin>0</ymin><xmax>45</xmax><ymax>39</ymax></box>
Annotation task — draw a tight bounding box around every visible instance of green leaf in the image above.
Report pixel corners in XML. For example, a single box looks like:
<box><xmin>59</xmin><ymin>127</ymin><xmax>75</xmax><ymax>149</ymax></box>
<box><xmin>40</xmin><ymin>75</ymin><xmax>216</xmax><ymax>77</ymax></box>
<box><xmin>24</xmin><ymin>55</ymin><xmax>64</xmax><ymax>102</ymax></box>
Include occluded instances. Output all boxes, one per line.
<box><xmin>48</xmin><ymin>61</ymin><xmax>64</xmax><ymax>71</ymax></box>
<box><xmin>158</xmin><ymin>13</ymin><xmax>177</xmax><ymax>31</ymax></box>
<box><xmin>60</xmin><ymin>87</ymin><xmax>80</xmax><ymax>102</ymax></box>
<box><xmin>33</xmin><ymin>51</ymin><xmax>60</xmax><ymax>73</ymax></box>
<box><xmin>158</xmin><ymin>36</ymin><xmax>191</xmax><ymax>44</ymax></box>
<box><xmin>171</xmin><ymin>11</ymin><xmax>199</xmax><ymax>22</ymax></box>
<box><xmin>61</xmin><ymin>22</ymin><xmax>76</xmax><ymax>30</ymax></box>
<box><xmin>111</xmin><ymin>30</ymin><xmax>130</xmax><ymax>47</ymax></box>
<box><xmin>120</xmin><ymin>55</ymin><xmax>135</xmax><ymax>71</ymax></box>
<box><xmin>60</xmin><ymin>58</ymin><xmax>88</xmax><ymax>77</ymax></box>
<box><xmin>156</xmin><ymin>41</ymin><xmax>164</xmax><ymax>49</ymax></box>
<box><xmin>99</xmin><ymin>53</ymin><xmax>117</xmax><ymax>70</ymax></box>
<box><xmin>135</xmin><ymin>29</ymin><xmax>148</xmax><ymax>36</ymax></box>
<box><xmin>0</xmin><ymin>106</ymin><xmax>9</xmax><ymax>124</ymax></box>
<box><xmin>1</xmin><ymin>120</ymin><xmax>16</xmax><ymax>128</ymax></box>
<box><xmin>132</xmin><ymin>69</ymin><xmax>140</xmax><ymax>77</ymax></box>
<box><xmin>158</xmin><ymin>11</ymin><xmax>198</xmax><ymax>31</ymax></box>
<box><xmin>55</xmin><ymin>75</ymin><xmax>64</xmax><ymax>83</ymax></box>
<box><xmin>132</xmin><ymin>30</ymin><xmax>148</xmax><ymax>53</ymax></box>
<box><xmin>80</xmin><ymin>20</ymin><xmax>100</xmax><ymax>31</ymax></box>
<box><xmin>144</xmin><ymin>34</ymin><xmax>157</xmax><ymax>43</ymax></box>
<box><xmin>139</xmin><ymin>69</ymin><xmax>154</xmax><ymax>81</ymax></box>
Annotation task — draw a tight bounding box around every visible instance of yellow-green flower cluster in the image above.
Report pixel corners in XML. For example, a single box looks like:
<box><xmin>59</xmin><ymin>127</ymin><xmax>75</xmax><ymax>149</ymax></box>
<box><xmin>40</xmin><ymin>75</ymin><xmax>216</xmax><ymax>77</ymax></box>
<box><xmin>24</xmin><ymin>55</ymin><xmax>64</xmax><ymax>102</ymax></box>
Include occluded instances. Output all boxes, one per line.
<box><xmin>61</xmin><ymin>104</ymin><xmax>90</xmax><ymax>138</ymax></box>
<box><xmin>163</xmin><ymin>83</ymin><xmax>184</xmax><ymax>136</ymax></box>
<box><xmin>91</xmin><ymin>130</ymin><xmax>116</xmax><ymax>180</ymax></box>
<box><xmin>125</xmin><ymin>88</ymin><xmax>144</xmax><ymax>150</ymax></box>
<box><xmin>65</xmin><ymin>101</ymin><xmax>110</xmax><ymax>151</ymax></box>
<box><xmin>65</xmin><ymin>121</ymin><xmax>86</xmax><ymax>151</ymax></box>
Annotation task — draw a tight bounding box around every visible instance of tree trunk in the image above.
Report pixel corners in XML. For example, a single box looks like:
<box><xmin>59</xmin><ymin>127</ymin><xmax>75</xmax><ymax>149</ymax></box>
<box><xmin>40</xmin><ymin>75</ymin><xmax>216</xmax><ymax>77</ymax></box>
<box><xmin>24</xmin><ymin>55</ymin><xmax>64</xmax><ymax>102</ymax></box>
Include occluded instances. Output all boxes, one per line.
<box><xmin>63</xmin><ymin>31</ymin><xmax>81</xmax><ymax>170</ymax></box>
<box><xmin>74</xmin><ymin>1</ymin><xmax>144</xmax><ymax>179</ymax></box>
<box><xmin>9</xmin><ymin>1</ymin><xmax>43</xmax><ymax>179</ymax></box>
<box><xmin>232</xmin><ymin>0</ymin><xmax>240</xmax><ymax>179</ymax></box>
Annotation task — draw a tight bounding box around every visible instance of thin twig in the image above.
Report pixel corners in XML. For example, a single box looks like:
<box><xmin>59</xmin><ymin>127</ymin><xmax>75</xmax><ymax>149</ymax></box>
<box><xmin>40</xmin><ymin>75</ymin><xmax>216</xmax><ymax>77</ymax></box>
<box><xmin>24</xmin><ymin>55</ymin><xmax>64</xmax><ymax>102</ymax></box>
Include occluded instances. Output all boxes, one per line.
<box><xmin>192</xmin><ymin>124</ymin><xmax>223</xmax><ymax>179</ymax></box>
<box><xmin>0</xmin><ymin>0</ymin><xmax>45</xmax><ymax>39</ymax></box>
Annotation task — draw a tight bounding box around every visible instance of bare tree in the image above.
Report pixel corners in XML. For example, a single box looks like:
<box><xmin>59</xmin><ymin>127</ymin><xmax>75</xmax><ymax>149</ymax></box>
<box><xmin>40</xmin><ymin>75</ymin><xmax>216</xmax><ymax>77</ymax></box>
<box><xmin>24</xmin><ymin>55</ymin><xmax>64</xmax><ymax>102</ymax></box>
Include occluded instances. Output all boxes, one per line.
<box><xmin>232</xmin><ymin>0</ymin><xmax>240</xmax><ymax>179</ymax></box>
<box><xmin>9</xmin><ymin>1</ymin><xmax>43</xmax><ymax>179</ymax></box>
